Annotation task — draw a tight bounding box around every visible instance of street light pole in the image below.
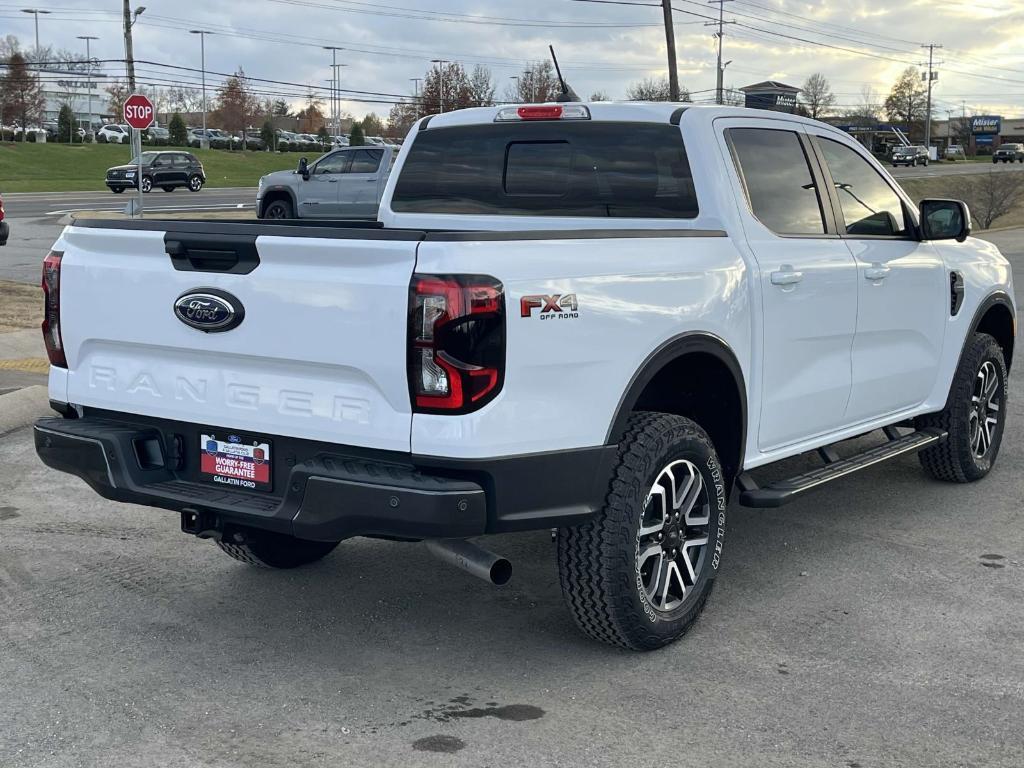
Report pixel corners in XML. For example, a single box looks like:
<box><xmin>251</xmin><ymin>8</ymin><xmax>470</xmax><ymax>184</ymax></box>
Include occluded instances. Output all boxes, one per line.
<box><xmin>21</xmin><ymin>8</ymin><xmax>51</xmax><ymax>53</ymax></box>
<box><xmin>431</xmin><ymin>59</ymin><xmax>449</xmax><ymax>113</ymax></box>
<box><xmin>78</xmin><ymin>35</ymin><xmax>98</xmax><ymax>141</ymax></box>
<box><xmin>410</xmin><ymin>77</ymin><xmax>422</xmax><ymax>118</ymax></box>
<box><xmin>189</xmin><ymin>30</ymin><xmax>211</xmax><ymax>149</ymax></box>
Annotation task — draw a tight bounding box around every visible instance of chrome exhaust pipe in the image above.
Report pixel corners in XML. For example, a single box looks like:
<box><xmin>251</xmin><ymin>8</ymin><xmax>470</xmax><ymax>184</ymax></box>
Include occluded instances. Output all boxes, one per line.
<box><xmin>426</xmin><ymin>538</ymin><xmax>512</xmax><ymax>586</ymax></box>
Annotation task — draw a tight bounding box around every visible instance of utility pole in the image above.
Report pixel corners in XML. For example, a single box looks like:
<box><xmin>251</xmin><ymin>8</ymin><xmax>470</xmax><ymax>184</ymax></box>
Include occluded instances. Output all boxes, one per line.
<box><xmin>707</xmin><ymin>0</ymin><xmax>734</xmax><ymax>105</ymax></box>
<box><xmin>660</xmin><ymin>0</ymin><xmax>680</xmax><ymax>101</ymax></box>
<box><xmin>323</xmin><ymin>47</ymin><xmax>341</xmax><ymax>138</ymax></box>
<box><xmin>410</xmin><ymin>77</ymin><xmax>422</xmax><ymax>118</ymax></box>
<box><xmin>78</xmin><ymin>35</ymin><xmax>98</xmax><ymax>140</ymax></box>
<box><xmin>431</xmin><ymin>59</ymin><xmax>449</xmax><ymax>113</ymax></box>
<box><xmin>921</xmin><ymin>43</ymin><xmax>942</xmax><ymax>153</ymax></box>
<box><xmin>122</xmin><ymin>1</ymin><xmax>144</xmax><ymax>91</ymax></box>
<box><xmin>189</xmin><ymin>30</ymin><xmax>211</xmax><ymax>148</ymax></box>
<box><xmin>333</xmin><ymin>63</ymin><xmax>347</xmax><ymax>136</ymax></box>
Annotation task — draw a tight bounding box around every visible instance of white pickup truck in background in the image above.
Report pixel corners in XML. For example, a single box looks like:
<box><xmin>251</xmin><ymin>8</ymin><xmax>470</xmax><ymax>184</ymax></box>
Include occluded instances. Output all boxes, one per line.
<box><xmin>35</xmin><ymin>103</ymin><xmax>1014</xmax><ymax>650</ymax></box>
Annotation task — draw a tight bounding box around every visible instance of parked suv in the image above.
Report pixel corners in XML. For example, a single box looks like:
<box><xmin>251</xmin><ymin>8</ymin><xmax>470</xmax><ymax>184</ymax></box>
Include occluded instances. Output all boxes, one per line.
<box><xmin>993</xmin><ymin>143</ymin><xmax>1024</xmax><ymax>163</ymax></box>
<box><xmin>105</xmin><ymin>151</ymin><xmax>206</xmax><ymax>193</ymax></box>
<box><xmin>891</xmin><ymin>145</ymin><xmax>930</xmax><ymax>167</ymax></box>
<box><xmin>97</xmin><ymin>124</ymin><xmax>130</xmax><ymax>144</ymax></box>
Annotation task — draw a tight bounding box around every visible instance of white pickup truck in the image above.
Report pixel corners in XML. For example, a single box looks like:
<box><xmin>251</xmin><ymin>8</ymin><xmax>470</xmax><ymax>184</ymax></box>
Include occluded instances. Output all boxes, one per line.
<box><xmin>35</xmin><ymin>103</ymin><xmax>1014</xmax><ymax>650</ymax></box>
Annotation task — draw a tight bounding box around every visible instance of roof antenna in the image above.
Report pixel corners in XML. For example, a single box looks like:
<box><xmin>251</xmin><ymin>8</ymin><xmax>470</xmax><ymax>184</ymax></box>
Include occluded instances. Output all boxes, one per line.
<box><xmin>549</xmin><ymin>44</ymin><xmax>580</xmax><ymax>103</ymax></box>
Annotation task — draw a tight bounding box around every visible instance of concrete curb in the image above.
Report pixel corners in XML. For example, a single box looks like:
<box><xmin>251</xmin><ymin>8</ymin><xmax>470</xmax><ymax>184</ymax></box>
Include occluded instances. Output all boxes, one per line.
<box><xmin>0</xmin><ymin>385</ymin><xmax>50</xmax><ymax>437</ymax></box>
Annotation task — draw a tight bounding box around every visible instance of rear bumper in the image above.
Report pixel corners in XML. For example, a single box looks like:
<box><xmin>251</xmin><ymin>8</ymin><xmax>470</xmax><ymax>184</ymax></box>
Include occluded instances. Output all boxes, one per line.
<box><xmin>35</xmin><ymin>410</ymin><xmax>616</xmax><ymax>541</ymax></box>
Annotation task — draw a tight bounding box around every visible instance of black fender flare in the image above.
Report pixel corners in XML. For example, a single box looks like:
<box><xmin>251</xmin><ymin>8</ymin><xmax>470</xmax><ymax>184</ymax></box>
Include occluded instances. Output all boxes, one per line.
<box><xmin>605</xmin><ymin>331</ymin><xmax>748</xmax><ymax>471</ymax></box>
<box><xmin>258</xmin><ymin>186</ymin><xmax>297</xmax><ymax>218</ymax></box>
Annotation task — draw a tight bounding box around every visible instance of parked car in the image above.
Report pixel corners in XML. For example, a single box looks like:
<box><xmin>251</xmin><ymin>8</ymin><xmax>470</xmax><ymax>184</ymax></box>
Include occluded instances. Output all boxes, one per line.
<box><xmin>36</xmin><ymin>104</ymin><xmax>1015</xmax><ymax>651</ymax></box>
<box><xmin>891</xmin><ymin>145</ymin><xmax>929</xmax><ymax>167</ymax></box>
<box><xmin>0</xmin><ymin>192</ymin><xmax>8</xmax><ymax>246</ymax></box>
<box><xmin>256</xmin><ymin>145</ymin><xmax>396</xmax><ymax>219</ymax></box>
<box><xmin>145</xmin><ymin>126</ymin><xmax>170</xmax><ymax>144</ymax></box>
<box><xmin>105</xmin><ymin>150</ymin><xmax>206</xmax><ymax>193</ymax></box>
<box><xmin>332</xmin><ymin>135</ymin><xmax>350</xmax><ymax>147</ymax></box>
<box><xmin>993</xmin><ymin>143</ymin><xmax>1024</xmax><ymax>163</ymax></box>
<box><xmin>97</xmin><ymin>124</ymin><xmax>130</xmax><ymax>144</ymax></box>
<box><xmin>945</xmin><ymin>145</ymin><xmax>965</xmax><ymax>160</ymax></box>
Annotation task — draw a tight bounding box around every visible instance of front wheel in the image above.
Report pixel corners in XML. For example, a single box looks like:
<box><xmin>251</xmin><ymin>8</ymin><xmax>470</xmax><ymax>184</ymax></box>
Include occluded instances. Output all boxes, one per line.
<box><xmin>917</xmin><ymin>332</ymin><xmax>1008</xmax><ymax>482</ymax></box>
<box><xmin>140</xmin><ymin>176</ymin><xmax>153</xmax><ymax>193</ymax></box>
<box><xmin>263</xmin><ymin>199</ymin><xmax>293</xmax><ymax>219</ymax></box>
<box><xmin>217</xmin><ymin>528</ymin><xmax>341</xmax><ymax>569</ymax></box>
<box><xmin>111</xmin><ymin>187</ymin><xmax>124</xmax><ymax>194</ymax></box>
<box><xmin>557</xmin><ymin>412</ymin><xmax>726</xmax><ymax>650</ymax></box>
<box><xmin>188</xmin><ymin>175</ymin><xmax>204</xmax><ymax>192</ymax></box>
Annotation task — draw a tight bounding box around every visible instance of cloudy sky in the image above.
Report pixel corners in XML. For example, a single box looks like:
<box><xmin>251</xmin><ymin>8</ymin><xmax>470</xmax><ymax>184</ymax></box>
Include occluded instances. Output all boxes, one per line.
<box><xmin>5</xmin><ymin>0</ymin><xmax>1023</xmax><ymax>120</ymax></box>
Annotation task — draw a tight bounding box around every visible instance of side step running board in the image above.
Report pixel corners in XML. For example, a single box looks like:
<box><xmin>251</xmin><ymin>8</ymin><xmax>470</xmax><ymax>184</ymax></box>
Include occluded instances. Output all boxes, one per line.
<box><xmin>737</xmin><ymin>427</ymin><xmax>947</xmax><ymax>508</ymax></box>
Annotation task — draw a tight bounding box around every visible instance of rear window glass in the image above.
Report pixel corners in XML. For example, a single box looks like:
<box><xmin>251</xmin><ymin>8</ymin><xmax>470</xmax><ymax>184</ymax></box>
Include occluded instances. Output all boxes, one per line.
<box><xmin>391</xmin><ymin>121</ymin><xmax>697</xmax><ymax>218</ymax></box>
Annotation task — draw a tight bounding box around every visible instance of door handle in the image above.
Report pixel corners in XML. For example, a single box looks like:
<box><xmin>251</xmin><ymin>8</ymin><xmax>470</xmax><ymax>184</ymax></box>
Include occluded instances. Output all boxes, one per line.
<box><xmin>770</xmin><ymin>266</ymin><xmax>803</xmax><ymax>286</ymax></box>
<box><xmin>864</xmin><ymin>263</ymin><xmax>891</xmax><ymax>281</ymax></box>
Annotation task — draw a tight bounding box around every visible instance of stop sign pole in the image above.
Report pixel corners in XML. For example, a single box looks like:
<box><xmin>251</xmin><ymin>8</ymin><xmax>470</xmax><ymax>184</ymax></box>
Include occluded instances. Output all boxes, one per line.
<box><xmin>123</xmin><ymin>93</ymin><xmax>155</xmax><ymax>218</ymax></box>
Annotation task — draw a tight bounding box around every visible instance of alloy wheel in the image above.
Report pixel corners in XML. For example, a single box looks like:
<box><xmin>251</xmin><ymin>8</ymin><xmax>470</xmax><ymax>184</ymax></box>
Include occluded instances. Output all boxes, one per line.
<box><xmin>969</xmin><ymin>360</ymin><xmax>1001</xmax><ymax>459</ymax></box>
<box><xmin>636</xmin><ymin>459</ymin><xmax>711</xmax><ymax>613</ymax></box>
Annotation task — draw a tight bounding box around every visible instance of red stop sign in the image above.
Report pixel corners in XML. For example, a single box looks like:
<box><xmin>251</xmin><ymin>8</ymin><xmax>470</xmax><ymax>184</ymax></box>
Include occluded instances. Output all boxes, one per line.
<box><xmin>123</xmin><ymin>93</ymin><xmax>155</xmax><ymax>130</ymax></box>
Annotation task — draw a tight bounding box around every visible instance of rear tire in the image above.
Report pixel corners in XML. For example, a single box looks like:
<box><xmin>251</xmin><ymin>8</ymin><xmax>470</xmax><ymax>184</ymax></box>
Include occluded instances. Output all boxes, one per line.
<box><xmin>188</xmin><ymin>175</ymin><xmax>204</xmax><ymax>192</ymax></box>
<box><xmin>557</xmin><ymin>412</ymin><xmax>726</xmax><ymax>650</ymax></box>
<box><xmin>916</xmin><ymin>332</ymin><xmax>1007</xmax><ymax>482</ymax></box>
<box><xmin>217</xmin><ymin>528</ymin><xmax>341</xmax><ymax>569</ymax></box>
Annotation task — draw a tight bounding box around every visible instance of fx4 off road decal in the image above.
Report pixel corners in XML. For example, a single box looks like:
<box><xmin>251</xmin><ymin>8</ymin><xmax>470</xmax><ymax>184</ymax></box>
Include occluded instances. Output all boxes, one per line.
<box><xmin>520</xmin><ymin>293</ymin><xmax>579</xmax><ymax>320</ymax></box>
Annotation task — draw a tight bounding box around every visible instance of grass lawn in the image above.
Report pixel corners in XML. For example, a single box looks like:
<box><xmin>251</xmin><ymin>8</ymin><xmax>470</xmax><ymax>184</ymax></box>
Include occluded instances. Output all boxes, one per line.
<box><xmin>0</xmin><ymin>280</ymin><xmax>42</xmax><ymax>333</ymax></box>
<box><xmin>898</xmin><ymin>175</ymin><xmax>1024</xmax><ymax>230</ymax></box>
<box><xmin>0</xmin><ymin>142</ymin><xmax>306</xmax><ymax>192</ymax></box>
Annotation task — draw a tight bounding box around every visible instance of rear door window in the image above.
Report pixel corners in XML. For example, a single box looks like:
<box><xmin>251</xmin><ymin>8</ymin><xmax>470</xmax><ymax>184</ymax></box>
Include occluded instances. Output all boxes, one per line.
<box><xmin>350</xmin><ymin>149</ymin><xmax>384</xmax><ymax>174</ymax></box>
<box><xmin>391</xmin><ymin>121</ymin><xmax>697</xmax><ymax>218</ymax></box>
<box><xmin>727</xmin><ymin>128</ymin><xmax>826</xmax><ymax>235</ymax></box>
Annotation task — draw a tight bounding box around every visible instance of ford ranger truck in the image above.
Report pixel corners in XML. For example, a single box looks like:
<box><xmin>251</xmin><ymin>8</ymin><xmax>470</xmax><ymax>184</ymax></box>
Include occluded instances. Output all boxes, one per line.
<box><xmin>35</xmin><ymin>104</ymin><xmax>1014</xmax><ymax>650</ymax></box>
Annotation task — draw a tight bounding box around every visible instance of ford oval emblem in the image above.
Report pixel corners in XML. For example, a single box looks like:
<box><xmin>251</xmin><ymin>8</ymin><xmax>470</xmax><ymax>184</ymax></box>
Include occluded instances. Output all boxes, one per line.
<box><xmin>173</xmin><ymin>289</ymin><xmax>244</xmax><ymax>333</ymax></box>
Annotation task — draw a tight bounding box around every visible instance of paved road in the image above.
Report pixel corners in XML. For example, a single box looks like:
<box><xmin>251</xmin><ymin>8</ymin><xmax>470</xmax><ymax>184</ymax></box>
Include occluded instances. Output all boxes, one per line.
<box><xmin>2</xmin><ymin>187</ymin><xmax>257</xmax><ymax>219</ymax></box>
<box><xmin>890</xmin><ymin>160</ymin><xmax>1024</xmax><ymax>180</ymax></box>
<box><xmin>1</xmin><ymin>234</ymin><xmax>1022</xmax><ymax>766</ymax></box>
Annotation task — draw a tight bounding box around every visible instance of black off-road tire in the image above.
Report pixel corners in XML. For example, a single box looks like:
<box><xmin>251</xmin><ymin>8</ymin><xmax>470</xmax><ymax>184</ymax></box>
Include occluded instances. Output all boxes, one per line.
<box><xmin>557</xmin><ymin>412</ymin><xmax>727</xmax><ymax>651</ymax></box>
<box><xmin>217</xmin><ymin>528</ymin><xmax>341</xmax><ymax>569</ymax></box>
<box><xmin>263</xmin><ymin>199</ymin><xmax>294</xmax><ymax>219</ymax></box>
<box><xmin>916</xmin><ymin>332</ymin><xmax>1008</xmax><ymax>482</ymax></box>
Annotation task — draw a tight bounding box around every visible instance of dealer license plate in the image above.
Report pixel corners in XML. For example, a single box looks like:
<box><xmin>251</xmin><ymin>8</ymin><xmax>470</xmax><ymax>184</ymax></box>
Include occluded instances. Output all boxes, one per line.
<box><xmin>199</xmin><ymin>432</ymin><xmax>272</xmax><ymax>492</ymax></box>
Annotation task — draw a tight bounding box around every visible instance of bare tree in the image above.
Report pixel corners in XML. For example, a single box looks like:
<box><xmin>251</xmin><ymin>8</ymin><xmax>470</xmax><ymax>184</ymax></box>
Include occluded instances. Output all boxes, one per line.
<box><xmin>884</xmin><ymin>67</ymin><xmax>929</xmax><ymax>137</ymax></box>
<box><xmin>467</xmin><ymin>64</ymin><xmax>495</xmax><ymax>107</ymax></box>
<box><xmin>800</xmin><ymin>73</ymin><xmax>835</xmax><ymax>119</ymax></box>
<box><xmin>167</xmin><ymin>85</ymin><xmax>204</xmax><ymax>114</ymax></box>
<box><xmin>949</xmin><ymin>171</ymin><xmax>1024</xmax><ymax>229</ymax></box>
<box><xmin>626</xmin><ymin>76</ymin><xmax>689</xmax><ymax>102</ymax></box>
<box><xmin>504</xmin><ymin>61</ymin><xmax>559</xmax><ymax>103</ymax></box>
<box><xmin>0</xmin><ymin>53</ymin><xmax>45</xmax><ymax>132</ymax></box>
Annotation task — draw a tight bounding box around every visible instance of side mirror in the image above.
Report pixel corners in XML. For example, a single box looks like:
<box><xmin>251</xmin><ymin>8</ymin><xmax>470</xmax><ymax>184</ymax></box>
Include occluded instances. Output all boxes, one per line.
<box><xmin>297</xmin><ymin>157</ymin><xmax>309</xmax><ymax>180</ymax></box>
<box><xmin>920</xmin><ymin>199</ymin><xmax>971</xmax><ymax>243</ymax></box>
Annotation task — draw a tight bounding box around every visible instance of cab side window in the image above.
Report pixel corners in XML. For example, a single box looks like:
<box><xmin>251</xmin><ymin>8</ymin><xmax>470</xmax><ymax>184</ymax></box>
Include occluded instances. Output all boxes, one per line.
<box><xmin>728</xmin><ymin>128</ymin><xmax>826</xmax><ymax>235</ymax></box>
<box><xmin>818</xmin><ymin>138</ymin><xmax>908</xmax><ymax>237</ymax></box>
<box><xmin>315</xmin><ymin>153</ymin><xmax>351</xmax><ymax>175</ymax></box>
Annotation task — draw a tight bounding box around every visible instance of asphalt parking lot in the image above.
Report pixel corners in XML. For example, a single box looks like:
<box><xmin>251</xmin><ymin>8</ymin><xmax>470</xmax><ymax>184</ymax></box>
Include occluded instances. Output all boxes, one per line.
<box><xmin>1</xmin><ymin>228</ymin><xmax>1023</xmax><ymax>768</ymax></box>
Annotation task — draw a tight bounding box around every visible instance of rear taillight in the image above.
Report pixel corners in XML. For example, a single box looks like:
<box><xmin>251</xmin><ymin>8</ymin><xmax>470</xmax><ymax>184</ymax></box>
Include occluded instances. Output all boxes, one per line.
<box><xmin>408</xmin><ymin>274</ymin><xmax>505</xmax><ymax>414</ymax></box>
<box><xmin>41</xmin><ymin>250</ymin><xmax>67</xmax><ymax>368</ymax></box>
<box><xmin>0</xmin><ymin>197</ymin><xmax>5</xmax><ymax>221</ymax></box>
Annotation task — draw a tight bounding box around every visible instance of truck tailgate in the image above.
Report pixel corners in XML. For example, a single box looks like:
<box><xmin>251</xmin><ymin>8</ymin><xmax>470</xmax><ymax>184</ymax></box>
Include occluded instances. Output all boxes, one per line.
<box><xmin>54</xmin><ymin>223</ymin><xmax>421</xmax><ymax>452</ymax></box>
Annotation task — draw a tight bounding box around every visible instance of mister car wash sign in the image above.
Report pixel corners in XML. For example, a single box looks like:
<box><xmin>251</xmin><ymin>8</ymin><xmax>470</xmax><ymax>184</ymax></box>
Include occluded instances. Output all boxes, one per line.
<box><xmin>971</xmin><ymin>115</ymin><xmax>1001</xmax><ymax>135</ymax></box>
